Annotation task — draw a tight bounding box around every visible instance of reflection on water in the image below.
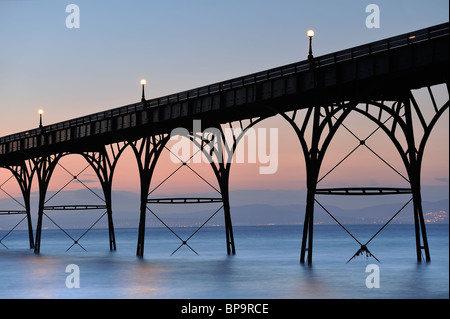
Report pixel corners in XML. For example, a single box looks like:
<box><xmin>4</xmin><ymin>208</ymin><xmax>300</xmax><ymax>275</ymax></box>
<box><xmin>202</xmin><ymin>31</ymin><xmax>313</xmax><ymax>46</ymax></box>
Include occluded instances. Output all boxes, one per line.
<box><xmin>0</xmin><ymin>225</ymin><xmax>448</xmax><ymax>299</ymax></box>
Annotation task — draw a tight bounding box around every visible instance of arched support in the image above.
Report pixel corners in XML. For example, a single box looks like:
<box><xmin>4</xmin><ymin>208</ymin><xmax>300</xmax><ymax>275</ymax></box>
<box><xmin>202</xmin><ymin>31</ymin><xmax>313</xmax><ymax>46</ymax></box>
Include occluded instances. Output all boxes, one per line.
<box><xmin>129</xmin><ymin>135</ymin><xmax>169</xmax><ymax>258</ymax></box>
<box><xmin>281</xmin><ymin>101</ymin><xmax>356</xmax><ymax>265</ymax></box>
<box><xmin>33</xmin><ymin>153</ymin><xmax>64</xmax><ymax>254</ymax></box>
<box><xmin>356</xmin><ymin>83</ymin><xmax>449</xmax><ymax>262</ymax></box>
<box><xmin>403</xmin><ymin>96</ymin><xmax>431</xmax><ymax>262</ymax></box>
<box><xmin>81</xmin><ymin>142</ymin><xmax>129</xmax><ymax>251</ymax></box>
<box><xmin>191</xmin><ymin>117</ymin><xmax>267</xmax><ymax>255</ymax></box>
<box><xmin>207</xmin><ymin>150</ymin><xmax>235</xmax><ymax>255</ymax></box>
<box><xmin>1</xmin><ymin>160</ymin><xmax>36</xmax><ymax>249</ymax></box>
<box><xmin>219</xmin><ymin>170</ymin><xmax>234</xmax><ymax>255</ymax></box>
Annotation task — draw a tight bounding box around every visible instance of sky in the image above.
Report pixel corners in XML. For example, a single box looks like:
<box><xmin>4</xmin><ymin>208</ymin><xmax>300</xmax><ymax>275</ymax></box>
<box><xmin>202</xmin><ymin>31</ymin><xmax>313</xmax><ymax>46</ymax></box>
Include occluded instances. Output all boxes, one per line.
<box><xmin>0</xmin><ymin>0</ymin><xmax>449</xmax><ymax>205</ymax></box>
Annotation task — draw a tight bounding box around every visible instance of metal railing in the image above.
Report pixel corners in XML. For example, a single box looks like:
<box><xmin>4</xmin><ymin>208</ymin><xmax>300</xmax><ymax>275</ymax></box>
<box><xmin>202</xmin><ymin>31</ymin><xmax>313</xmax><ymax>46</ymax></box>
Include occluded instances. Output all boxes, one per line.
<box><xmin>0</xmin><ymin>22</ymin><xmax>448</xmax><ymax>146</ymax></box>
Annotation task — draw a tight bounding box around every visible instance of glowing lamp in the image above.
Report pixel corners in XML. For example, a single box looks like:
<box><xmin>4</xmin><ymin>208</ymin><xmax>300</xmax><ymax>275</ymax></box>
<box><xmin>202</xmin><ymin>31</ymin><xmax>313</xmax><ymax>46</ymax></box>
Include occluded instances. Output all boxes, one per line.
<box><xmin>38</xmin><ymin>109</ymin><xmax>44</xmax><ymax>128</ymax></box>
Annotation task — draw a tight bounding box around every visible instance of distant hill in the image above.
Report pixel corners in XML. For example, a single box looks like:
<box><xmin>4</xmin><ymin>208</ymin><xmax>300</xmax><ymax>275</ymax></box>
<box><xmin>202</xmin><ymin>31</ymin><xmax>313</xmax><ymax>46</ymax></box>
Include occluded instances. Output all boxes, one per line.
<box><xmin>225</xmin><ymin>199</ymin><xmax>449</xmax><ymax>226</ymax></box>
<box><xmin>0</xmin><ymin>187</ymin><xmax>448</xmax><ymax>230</ymax></box>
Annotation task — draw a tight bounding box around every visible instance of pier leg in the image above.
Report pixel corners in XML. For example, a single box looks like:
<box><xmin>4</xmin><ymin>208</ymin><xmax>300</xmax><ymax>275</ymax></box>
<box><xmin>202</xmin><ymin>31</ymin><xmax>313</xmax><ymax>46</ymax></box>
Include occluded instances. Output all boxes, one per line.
<box><xmin>199</xmin><ymin>123</ymin><xmax>258</xmax><ymax>256</ymax></box>
<box><xmin>33</xmin><ymin>155</ymin><xmax>61</xmax><ymax>254</ymax></box>
<box><xmin>219</xmin><ymin>178</ymin><xmax>235</xmax><ymax>255</ymax></box>
<box><xmin>300</xmin><ymin>158</ymin><xmax>320</xmax><ymax>265</ymax></box>
<box><xmin>281</xmin><ymin>103</ymin><xmax>354</xmax><ymax>265</ymax></box>
<box><xmin>82</xmin><ymin>144</ymin><xmax>130</xmax><ymax>252</ymax></box>
<box><xmin>402</xmin><ymin>95</ymin><xmax>432</xmax><ymax>262</ymax></box>
<box><xmin>206</xmin><ymin>119</ymin><xmax>267</xmax><ymax>255</ymax></box>
<box><xmin>104</xmin><ymin>187</ymin><xmax>116</xmax><ymax>251</ymax></box>
<box><xmin>130</xmin><ymin>135</ymin><xmax>168</xmax><ymax>258</ymax></box>
<box><xmin>7</xmin><ymin>163</ymin><xmax>35</xmax><ymax>249</ymax></box>
<box><xmin>34</xmin><ymin>190</ymin><xmax>46</xmax><ymax>254</ymax></box>
<box><xmin>348</xmin><ymin>87</ymin><xmax>448</xmax><ymax>263</ymax></box>
<box><xmin>136</xmin><ymin>175</ymin><xmax>151</xmax><ymax>258</ymax></box>
<box><xmin>24</xmin><ymin>194</ymin><xmax>34</xmax><ymax>249</ymax></box>
<box><xmin>411</xmin><ymin>181</ymin><xmax>430</xmax><ymax>262</ymax></box>
<box><xmin>300</xmin><ymin>107</ymin><xmax>321</xmax><ymax>266</ymax></box>
<box><xmin>300</xmin><ymin>185</ymin><xmax>316</xmax><ymax>265</ymax></box>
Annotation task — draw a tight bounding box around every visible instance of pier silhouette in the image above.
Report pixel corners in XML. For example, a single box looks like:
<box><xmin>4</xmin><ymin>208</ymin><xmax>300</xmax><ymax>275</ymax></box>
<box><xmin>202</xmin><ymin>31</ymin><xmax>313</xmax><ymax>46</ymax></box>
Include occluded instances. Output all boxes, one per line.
<box><xmin>0</xmin><ymin>23</ymin><xmax>448</xmax><ymax>264</ymax></box>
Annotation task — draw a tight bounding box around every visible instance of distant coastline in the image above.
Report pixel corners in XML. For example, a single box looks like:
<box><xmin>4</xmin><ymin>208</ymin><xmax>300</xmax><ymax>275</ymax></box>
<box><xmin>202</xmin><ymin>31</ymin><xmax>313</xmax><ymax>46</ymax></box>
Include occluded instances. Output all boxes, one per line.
<box><xmin>0</xmin><ymin>186</ymin><xmax>447</xmax><ymax>230</ymax></box>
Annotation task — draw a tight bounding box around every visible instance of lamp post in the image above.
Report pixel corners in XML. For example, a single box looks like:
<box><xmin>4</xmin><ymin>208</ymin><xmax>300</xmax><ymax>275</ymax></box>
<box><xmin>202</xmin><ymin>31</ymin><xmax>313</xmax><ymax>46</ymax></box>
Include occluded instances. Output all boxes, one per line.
<box><xmin>38</xmin><ymin>109</ymin><xmax>44</xmax><ymax>129</ymax></box>
<box><xmin>140</xmin><ymin>79</ymin><xmax>147</xmax><ymax>103</ymax></box>
<box><xmin>307</xmin><ymin>29</ymin><xmax>315</xmax><ymax>65</ymax></box>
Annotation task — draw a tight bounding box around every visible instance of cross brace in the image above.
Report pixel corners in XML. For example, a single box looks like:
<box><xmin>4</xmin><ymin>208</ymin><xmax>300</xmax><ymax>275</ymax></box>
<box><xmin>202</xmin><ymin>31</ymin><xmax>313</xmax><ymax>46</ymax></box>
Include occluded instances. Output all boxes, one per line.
<box><xmin>0</xmin><ymin>210</ymin><xmax>27</xmax><ymax>215</ymax></box>
<box><xmin>315</xmin><ymin>187</ymin><xmax>412</xmax><ymax>196</ymax></box>
<box><xmin>147</xmin><ymin>198</ymin><xmax>223</xmax><ymax>204</ymax></box>
<box><xmin>43</xmin><ymin>205</ymin><xmax>108</xmax><ymax>211</ymax></box>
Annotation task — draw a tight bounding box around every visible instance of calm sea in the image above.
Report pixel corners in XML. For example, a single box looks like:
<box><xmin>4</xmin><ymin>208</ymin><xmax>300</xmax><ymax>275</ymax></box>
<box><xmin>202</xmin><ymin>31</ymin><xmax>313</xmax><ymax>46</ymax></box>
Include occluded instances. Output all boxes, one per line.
<box><xmin>0</xmin><ymin>224</ymin><xmax>448</xmax><ymax>299</ymax></box>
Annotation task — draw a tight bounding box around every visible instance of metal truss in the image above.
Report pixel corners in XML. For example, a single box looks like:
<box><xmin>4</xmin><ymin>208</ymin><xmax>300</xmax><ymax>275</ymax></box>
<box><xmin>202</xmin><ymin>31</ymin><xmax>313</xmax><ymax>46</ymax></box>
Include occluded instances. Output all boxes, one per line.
<box><xmin>0</xmin><ymin>210</ymin><xmax>27</xmax><ymax>249</ymax></box>
<box><xmin>190</xmin><ymin>117</ymin><xmax>267</xmax><ymax>255</ymax></box>
<box><xmin>131</xmin><ymin>117</ymin><xmax>266</xmax><ymax>258</ymax></box>
<box><xmin>0</xmin><ymin>161</ymin><xmax>35</xmax><ymax>249</ymax></box>
<box><xmin>128</xmin><ymin>134</ymin><xmax>170</xmax><ymax>257</ymax></box>
<box><xmin>33</xmin><ymin>142</ymin><xmax>128</xmax><ymax>254</ymax></box>
<box><xmin>281</xmin><ymin>101</ymin><xmax>356</xmax><ymax>264</ymax></box>
<box><xmin>81</xmin><ymin>142</ymin><xmax>129</xmax><ymax>251</ymax></box>
<box><xmin>315</xmin><ymin>193</ymin><xmax>414</xmax><ymax>263</ymax></box>
<box><xmin>33</xmin><ymin>153</ymin><xmax>64</xmax><ymax>253</ymax></box>
<box><xmin>139</xmin><ymin>138</ymin><xmax>224</xmax><ymax>256</ymax></box>
<box><xmin>1</xmin><ymin>85</ymin><xmax>446</xmax><ymax>262</ymax></box>
<box><xmin>353</xmin><ymin>84</ymin><xmax>449</xmax><ymax>262</ymax></box>
<box><xmin>281</xmin><ymin>82</ymin><xmax>448</xmax><ymax>264</ymax></box>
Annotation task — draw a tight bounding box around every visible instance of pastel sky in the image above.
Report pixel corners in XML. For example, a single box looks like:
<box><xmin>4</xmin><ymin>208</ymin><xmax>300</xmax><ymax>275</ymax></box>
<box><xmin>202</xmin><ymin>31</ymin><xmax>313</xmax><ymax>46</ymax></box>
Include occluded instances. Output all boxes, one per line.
<box><xmin>0</xmin><ymin>0</ymin><xmax>448</xmax><ymax>200</ymax></box>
